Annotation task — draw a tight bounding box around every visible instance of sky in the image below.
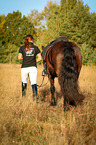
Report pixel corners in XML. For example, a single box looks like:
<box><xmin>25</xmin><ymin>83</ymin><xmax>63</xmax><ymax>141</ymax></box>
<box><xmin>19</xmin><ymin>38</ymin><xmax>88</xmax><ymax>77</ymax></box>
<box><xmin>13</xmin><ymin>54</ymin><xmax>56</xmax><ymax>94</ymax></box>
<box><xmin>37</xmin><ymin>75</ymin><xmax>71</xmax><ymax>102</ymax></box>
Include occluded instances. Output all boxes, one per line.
<box><xmin>0</xmin><ymin>0</ymin><xmax>96</xmax><ymax>17</ymax></box>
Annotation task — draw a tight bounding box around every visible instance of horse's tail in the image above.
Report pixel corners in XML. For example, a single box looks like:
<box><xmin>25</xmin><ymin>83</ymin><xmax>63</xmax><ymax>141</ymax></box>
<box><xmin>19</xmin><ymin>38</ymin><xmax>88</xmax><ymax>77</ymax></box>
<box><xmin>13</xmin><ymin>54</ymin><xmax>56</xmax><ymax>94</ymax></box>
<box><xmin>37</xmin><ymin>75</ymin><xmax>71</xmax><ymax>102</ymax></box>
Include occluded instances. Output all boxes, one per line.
<box><xmin>58</xmin><ymin>46</ymin><xmax>84</xmax><ymax>109</ymax></box>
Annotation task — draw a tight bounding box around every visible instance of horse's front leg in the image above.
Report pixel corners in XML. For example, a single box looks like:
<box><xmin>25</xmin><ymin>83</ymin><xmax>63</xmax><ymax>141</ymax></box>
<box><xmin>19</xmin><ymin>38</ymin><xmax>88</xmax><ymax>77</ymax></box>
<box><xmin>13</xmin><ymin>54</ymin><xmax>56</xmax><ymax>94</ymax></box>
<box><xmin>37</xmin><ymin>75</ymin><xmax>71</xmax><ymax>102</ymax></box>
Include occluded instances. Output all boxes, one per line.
<box><xmin>49</xmin><ymin>76</ymin><xmax>56</xmax><ymax>106</ymax></box>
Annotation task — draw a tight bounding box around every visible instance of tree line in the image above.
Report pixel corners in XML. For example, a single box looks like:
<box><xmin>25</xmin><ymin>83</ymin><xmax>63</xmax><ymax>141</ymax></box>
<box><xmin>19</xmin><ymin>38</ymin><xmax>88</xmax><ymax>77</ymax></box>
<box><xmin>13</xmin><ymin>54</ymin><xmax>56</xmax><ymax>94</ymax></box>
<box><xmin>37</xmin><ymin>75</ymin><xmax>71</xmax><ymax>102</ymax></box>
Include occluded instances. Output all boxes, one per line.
<box><xmin>0</xmin><ymin>0</ymin><xmax>96</xmax><ymax>65</ymax></box>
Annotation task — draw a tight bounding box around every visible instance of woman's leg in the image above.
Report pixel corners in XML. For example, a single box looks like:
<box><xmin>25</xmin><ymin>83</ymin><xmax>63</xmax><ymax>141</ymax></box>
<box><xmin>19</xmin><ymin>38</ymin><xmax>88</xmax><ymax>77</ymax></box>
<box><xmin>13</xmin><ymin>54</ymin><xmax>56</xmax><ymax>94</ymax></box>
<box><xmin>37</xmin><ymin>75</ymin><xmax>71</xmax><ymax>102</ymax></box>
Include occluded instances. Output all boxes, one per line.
<box><xmin>32</xmin><ymin>84</ymin><xmax>37</xmax><ymax>98</ymax></box>
<box><xmin>29</xmin><ymin>67</ymin><xmax>38</xmax><ymax>99</ymax></box>
<box><xmin>22</xmin><ymin>82</ymin><xmax>27</xmax><ymax>97</ymax></box>
<box><xmin>21</xmin><ymin>68</ymin><xmax>28</xmax><ymax>97</ymax></box>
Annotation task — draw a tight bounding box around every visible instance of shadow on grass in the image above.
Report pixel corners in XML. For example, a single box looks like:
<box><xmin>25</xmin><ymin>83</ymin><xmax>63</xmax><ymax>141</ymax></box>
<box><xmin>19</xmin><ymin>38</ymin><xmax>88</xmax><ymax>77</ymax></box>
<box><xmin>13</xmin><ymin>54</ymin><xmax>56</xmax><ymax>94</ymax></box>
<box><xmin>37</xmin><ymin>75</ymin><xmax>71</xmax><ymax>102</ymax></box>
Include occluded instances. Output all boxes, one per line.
<box><xmin>39</xmin><ymin>87</ymin><xmax>62</xmax><ymax>104</ymax></box>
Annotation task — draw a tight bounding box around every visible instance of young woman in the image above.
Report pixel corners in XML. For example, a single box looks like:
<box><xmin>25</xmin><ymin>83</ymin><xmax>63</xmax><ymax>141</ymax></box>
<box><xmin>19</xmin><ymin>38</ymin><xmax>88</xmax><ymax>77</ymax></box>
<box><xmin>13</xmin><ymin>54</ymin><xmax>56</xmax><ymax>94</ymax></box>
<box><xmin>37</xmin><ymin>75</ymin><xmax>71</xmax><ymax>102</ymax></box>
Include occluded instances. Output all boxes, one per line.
<box><xmin>18</xmin><ymin>34</ymin><xmax>42</xmax><ymax>99</ymax></box>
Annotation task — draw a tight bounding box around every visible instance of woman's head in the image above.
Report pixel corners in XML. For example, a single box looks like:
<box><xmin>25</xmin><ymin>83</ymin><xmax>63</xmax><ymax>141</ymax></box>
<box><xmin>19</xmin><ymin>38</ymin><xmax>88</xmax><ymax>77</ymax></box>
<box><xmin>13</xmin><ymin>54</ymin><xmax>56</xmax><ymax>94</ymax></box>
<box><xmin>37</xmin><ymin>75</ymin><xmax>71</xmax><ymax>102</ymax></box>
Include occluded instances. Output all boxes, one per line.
<box><xmin>25</xmin><ymin>34</ymin><xmax>34</xmax><ymax>51</ymax></box>
<box><xmin>25</xmin><ymin>34</ymin><xmax>34</xmax><ymax>42</ymax></box>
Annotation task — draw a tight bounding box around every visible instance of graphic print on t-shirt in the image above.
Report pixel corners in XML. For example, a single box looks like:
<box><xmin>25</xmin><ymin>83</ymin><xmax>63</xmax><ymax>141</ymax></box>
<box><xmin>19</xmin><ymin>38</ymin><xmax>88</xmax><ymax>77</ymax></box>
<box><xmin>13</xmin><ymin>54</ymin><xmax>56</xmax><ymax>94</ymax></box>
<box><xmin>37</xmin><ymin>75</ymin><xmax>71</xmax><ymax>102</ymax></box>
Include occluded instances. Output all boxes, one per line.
<box><xmin>26</xmin><ymin>48</ymin><xmax>34</xmax><ymax>56</ymax></box>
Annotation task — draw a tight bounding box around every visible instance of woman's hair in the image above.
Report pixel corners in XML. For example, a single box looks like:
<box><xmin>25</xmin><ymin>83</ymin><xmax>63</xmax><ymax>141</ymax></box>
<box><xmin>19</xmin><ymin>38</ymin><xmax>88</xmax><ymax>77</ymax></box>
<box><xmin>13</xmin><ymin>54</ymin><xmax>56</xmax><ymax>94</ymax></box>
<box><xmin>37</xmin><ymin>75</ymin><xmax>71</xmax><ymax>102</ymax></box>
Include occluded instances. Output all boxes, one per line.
<box><xmin>25</xmin><ymin>34</ymin><xmax>33</xmax><ymax>52</ymax></box>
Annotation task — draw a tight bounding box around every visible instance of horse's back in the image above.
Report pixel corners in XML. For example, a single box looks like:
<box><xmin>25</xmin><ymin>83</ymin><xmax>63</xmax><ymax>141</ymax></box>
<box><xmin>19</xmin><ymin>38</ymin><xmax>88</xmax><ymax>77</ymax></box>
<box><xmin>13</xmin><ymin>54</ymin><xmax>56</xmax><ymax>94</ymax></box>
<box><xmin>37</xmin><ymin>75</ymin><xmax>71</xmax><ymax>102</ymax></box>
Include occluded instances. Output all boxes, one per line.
<box><xmin>42</xmin><ymin>36</ymin><xmax>68</xmax><ymax>61</ymax></box>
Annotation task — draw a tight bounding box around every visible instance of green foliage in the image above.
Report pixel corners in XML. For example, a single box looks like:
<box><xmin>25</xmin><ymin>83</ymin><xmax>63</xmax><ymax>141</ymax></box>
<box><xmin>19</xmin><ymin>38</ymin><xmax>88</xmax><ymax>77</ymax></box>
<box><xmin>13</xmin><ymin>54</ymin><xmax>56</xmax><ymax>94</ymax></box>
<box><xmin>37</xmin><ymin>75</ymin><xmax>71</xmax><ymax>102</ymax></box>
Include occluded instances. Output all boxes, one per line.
<box><xmin>0</xmin><ymin>11</ymin><xmax>36</xmax><ymax>47</ymax></box>
<box><xmin>0</xmin><ymin>41</ymin><xmax>20</xmax><ymax>63</ymax></box>
<box><xmin>0</xmin><ymin>0</ymin><xmax>96</xmax><ymax>65</ymax></box>
<box><xmin>0</xmin><ymin>11</ymin><xmax>36</xmax><ymax>63</ymax></box>
<box><xmin>80</xmin><ymin>43</ymin><xmax>96</xmax><ymax>65</ymax></box>
<box><xmin>37</xmin><ymin>0</ymin><xmax>96</xmax><ymax>65</ymax></box>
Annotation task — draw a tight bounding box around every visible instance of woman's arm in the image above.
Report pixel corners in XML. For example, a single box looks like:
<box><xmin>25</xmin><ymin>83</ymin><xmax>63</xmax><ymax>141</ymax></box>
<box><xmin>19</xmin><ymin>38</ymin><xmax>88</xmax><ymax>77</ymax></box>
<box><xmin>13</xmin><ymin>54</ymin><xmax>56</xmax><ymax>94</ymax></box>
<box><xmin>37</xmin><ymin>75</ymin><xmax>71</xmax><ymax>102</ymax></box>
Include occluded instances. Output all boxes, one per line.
<box><xmin>18</xmin><ymin>53</ymin><xmax>23</xmax><ymax>60</ymax></box>
<box><xmin>36</xmin><ymin>53</ymin><xmax>42</xmax><ymax>62</ymax></box>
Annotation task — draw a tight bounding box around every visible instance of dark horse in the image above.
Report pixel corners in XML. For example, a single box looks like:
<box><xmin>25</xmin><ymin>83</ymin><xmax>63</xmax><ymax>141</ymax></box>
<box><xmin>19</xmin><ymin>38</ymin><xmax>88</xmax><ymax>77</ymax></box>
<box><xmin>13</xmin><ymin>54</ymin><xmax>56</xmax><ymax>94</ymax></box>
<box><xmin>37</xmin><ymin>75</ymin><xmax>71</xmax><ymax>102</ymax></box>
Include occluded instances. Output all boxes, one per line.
<box><xmin>45</xmin><ymin>40</ymin><xmax>84</xmax><ymax>111</ymax></box>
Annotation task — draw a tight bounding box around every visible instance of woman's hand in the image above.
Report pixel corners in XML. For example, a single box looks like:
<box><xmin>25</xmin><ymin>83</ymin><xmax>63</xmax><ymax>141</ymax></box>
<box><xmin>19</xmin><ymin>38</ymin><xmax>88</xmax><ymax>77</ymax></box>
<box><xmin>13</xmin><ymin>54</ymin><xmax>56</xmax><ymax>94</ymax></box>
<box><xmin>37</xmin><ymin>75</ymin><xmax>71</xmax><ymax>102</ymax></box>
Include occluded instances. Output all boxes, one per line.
<box><xmin>36</xmin><ymin>53</ymin><xmax>42</xmax><ymax>62</ymax></box>
<box><xmin>18</xmin><ymin>53</ymin><xmax>23</xmax><ymax>60</ymax></box>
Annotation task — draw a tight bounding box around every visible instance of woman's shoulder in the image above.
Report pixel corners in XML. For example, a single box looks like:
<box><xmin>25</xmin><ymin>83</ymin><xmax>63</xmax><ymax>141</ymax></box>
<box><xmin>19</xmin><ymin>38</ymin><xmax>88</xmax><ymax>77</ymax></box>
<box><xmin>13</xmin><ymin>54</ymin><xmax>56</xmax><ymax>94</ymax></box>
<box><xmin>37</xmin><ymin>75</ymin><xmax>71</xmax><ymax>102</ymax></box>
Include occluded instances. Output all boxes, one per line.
<box><xmin>20</xmin><ymin>44</ymin><xmax>25</xmax><ymax>48</ymax></box>
<box><xmin>31</xmin><ymin>43</ymin><xmax>39</xmax><ymax>49</ymax></box>
<box><xmin>20</xmin><ymin>45</ymin><xmax>25</xmax><ymax>50</ymax></box>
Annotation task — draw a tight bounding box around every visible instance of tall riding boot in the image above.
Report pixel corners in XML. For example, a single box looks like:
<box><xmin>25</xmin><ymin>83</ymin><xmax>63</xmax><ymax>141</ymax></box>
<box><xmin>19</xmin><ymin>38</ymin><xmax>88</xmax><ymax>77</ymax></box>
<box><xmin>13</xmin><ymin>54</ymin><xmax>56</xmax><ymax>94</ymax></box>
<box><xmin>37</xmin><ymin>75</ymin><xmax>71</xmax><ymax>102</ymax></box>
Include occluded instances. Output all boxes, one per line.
<box><xmin>22</xmin><ymin>82</ymin><xmax>27</xmax><ymax>97</ymax></box>
<box><xmin>32</xmin><ymin>84</ymin><xmax>38</xmax><ymax>100</ymax></box>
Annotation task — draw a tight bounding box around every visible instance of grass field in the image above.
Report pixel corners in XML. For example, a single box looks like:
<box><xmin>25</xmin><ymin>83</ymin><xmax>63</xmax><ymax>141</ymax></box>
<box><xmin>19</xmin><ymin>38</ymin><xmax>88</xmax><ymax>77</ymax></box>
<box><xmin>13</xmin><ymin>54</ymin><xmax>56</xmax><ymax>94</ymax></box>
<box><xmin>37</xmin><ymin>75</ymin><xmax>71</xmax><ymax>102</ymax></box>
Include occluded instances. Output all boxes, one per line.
<box><xmin>0</xmin><ymin>63</ymin><xmax>96</xmax><ymax>144</ymax></box>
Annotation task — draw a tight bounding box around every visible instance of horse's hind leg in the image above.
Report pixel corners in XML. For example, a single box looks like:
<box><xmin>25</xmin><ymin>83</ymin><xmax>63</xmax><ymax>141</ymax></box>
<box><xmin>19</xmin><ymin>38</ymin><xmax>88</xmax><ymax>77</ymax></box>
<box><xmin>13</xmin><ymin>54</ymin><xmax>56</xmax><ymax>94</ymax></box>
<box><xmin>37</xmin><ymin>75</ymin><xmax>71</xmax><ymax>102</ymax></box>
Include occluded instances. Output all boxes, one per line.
<box><xmin>49</xmin><ymin>76</ymin><xmax>56</xmax><ymax>106</ymax></box>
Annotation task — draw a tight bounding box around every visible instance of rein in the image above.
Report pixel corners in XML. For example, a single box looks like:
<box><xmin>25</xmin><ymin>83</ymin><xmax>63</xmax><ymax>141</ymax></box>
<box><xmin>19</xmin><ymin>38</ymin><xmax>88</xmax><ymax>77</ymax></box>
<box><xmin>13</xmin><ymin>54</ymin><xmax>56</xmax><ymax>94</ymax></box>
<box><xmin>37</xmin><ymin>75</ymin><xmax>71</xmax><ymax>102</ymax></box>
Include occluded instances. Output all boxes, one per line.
<box><xmin>37</xmin><ymin>72</ymin><xmax>49</xmax><ymax>88</ymax></box>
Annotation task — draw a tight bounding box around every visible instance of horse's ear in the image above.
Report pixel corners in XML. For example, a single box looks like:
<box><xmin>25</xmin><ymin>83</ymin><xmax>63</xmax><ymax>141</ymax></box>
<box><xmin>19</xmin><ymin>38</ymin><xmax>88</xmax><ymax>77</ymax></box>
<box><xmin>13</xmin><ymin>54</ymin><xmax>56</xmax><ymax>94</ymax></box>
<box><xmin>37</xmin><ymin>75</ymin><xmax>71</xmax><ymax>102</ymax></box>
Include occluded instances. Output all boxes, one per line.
<box><xmin>42</xmin><ymin>46</ymin><xmax>45</xmax><ymax>51</ymax></box>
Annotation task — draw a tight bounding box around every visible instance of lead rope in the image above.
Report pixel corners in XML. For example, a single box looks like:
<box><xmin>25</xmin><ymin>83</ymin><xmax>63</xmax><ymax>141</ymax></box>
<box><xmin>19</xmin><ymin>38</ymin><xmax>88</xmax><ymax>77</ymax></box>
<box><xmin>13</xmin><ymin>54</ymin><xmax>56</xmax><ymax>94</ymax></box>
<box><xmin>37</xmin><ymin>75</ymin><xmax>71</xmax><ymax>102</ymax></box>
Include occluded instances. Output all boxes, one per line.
<box><xmin>37</xmin><ymin>71</ymin><xmax>49</xmax><ymax>88</ymax></box>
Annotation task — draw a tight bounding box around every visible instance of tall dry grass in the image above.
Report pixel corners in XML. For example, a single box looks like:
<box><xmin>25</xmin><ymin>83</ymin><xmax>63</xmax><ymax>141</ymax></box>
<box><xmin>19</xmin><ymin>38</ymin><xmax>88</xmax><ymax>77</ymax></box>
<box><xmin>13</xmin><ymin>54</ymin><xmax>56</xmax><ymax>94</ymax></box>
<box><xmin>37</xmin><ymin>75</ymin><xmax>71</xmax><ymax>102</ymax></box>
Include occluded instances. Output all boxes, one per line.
<box><xmin>0</xmin><ymin>64</ymin><xmax>96</xmax><ymax>144</ymax></box>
